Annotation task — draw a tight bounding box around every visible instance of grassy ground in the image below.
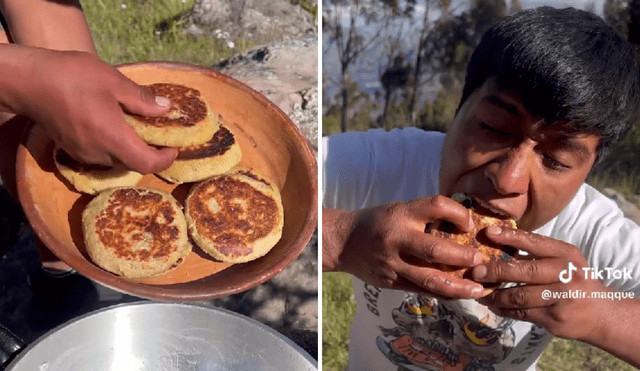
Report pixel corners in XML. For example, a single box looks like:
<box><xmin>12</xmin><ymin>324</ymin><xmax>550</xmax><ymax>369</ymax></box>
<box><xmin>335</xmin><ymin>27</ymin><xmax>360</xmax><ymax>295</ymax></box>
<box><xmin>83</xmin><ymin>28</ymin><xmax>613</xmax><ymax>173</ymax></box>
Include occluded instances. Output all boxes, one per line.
<box><xmin>322</xmin><ymin>272</ymin><xmax>637</xmax><ymax>371</ymax></box>
<box><xmin>323</xmin><ymin>272</ymin><xmax>355</xmax><ymax>371</ymax></box>
<box><xmin>81</xmin><ymin>0</ymin><xmax>253</xmax><ymax>66</ymax></box>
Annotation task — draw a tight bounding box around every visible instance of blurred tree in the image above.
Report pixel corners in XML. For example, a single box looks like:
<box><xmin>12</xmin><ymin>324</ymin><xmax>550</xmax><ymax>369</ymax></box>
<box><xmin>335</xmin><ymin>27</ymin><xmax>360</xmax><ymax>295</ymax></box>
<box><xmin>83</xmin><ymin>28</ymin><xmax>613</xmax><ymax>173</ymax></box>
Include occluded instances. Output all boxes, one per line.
<box><xmin>377</xmin><ymin>1</ymin><xmax>415</xmax><ymax>129</ymax></box>
<box><xmin>509</xmin><ymin>0</ymin><xmax>522</xmax><ymax>14</ymax></box>
<box><xmin>323</xmin><ymin>0</ymin><xmax>396</xmax><ymax>132</ymax></box>
<box><xmin>380</xmin><ymin>55</ymin><xmax>411</xmax><ymax>129</ymax></box>
<box><xmin>416</xmin><ymin>85</ymin><xmax>462</xmax><ymax>132</ymax></box>
<box><xmin>375</xmin><ymin>0</ymin><xmax>506</xmax><ymax>130</ymax></box>
<box><xmin>325</xmin><ymin>0</ymin><xmax>508</xmax><ymax>132</ymax></box>
<box><xmin>420</xmin><ymin>0</ymin><xmax>506</xmax><ymax>91</ymax></box>
<box><xmin>385</xmin><ymin>94</ymin><xmax>412</xmax><ymax>128</ymax></box>
<box><xmin>323</xmin><ymin>77</ymin><xmax>379</xmax><ymax>135</ymax></box>
<box><xmin>604</xmin><ymin>0</ymin><xmax>630</xmax><ymax>37</ymax></box>
<box><xmin>407</xmin><ymin>0</ymin><xmax>452</xmax><ymax>125</ymax></box>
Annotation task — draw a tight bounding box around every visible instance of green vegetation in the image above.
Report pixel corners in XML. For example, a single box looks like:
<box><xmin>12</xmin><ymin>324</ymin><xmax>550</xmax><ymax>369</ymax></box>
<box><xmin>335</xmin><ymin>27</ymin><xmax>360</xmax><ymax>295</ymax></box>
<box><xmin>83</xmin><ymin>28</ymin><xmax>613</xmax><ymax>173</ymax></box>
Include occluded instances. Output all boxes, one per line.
<box><xmin>291</xmin><ymin>0</ymin><xmax>318</xmax><ymax>19</ymax></box>
<box><xmin>81</xmin><ymin>0</ymin><xmax>253</xmax><ymax>66</ymax></box>
<box><xmin>323</xmin><ymin>79</ymin><xmax>380</xmax><ymax>136</ymax></box>
<box><xmin>323</xmin><ymin>272</ymin><xmax>356</xmax><ymax>371</ymax></box>
<box><xmin>538</xmin><ymin>337</ymin><xmax>637</xmax><ymax>371</ymax></box>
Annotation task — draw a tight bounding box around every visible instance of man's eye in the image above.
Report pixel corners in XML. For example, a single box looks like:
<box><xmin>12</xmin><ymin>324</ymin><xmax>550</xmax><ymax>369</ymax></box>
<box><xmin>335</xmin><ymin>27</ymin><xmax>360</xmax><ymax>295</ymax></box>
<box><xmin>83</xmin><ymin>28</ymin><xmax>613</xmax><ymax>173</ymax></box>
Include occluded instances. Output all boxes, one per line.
<box><xmin>542</xmin><ymin>155</ymin><xmax>570</xmax><ymax>171</ymax></box>
<box><xmin>480</xmin><ymin>122</ymin><xmax>510</xmax><ymax>137</ymax></box>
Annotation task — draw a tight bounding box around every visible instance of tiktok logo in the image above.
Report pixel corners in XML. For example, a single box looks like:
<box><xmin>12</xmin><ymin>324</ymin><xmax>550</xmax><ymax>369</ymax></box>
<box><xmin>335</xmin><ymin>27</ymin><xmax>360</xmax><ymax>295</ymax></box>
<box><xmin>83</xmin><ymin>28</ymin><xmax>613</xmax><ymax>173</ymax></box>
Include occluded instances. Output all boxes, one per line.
<box><xmin>559</xmin><ymin>262</ymin><xmax>578</xmax><ymax>283</ymax></box>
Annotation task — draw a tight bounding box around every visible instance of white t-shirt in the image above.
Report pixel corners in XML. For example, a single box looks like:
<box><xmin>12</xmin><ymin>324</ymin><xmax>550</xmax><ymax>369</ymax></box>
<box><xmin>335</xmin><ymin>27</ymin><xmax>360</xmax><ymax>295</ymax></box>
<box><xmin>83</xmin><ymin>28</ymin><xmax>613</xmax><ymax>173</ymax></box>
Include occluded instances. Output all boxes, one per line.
<box><xmin>322</xmin><ymin>128</ymin><xmax>640</xmax><ymax>371</ymax></box>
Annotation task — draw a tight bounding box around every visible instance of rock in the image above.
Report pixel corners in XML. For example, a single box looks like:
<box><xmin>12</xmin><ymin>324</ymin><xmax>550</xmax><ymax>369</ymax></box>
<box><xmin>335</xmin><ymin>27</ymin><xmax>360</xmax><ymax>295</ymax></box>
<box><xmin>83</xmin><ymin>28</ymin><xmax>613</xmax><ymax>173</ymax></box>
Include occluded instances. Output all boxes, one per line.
<box><xmin>187</xmin><ymin>0</ymin><xmax>317</xmax><ymax>44</ymax></box>
<box><xmin>215</xmin><ymin>33</ymin><xmax>318</xmax><ymax>155</ymax></box>
<box><xmin>205</xmin><ymin>31</ymin><xmax>318</xmax><ymax>355</ymax></box>
<box><xmin>602</xmin><ymin>188</ymin><xmax>640</xmax><ymax>225</ymax></box>
<box><xmin>203</xmin><ymin>230</ymin><xmax>318</xmax><ymax>359</ymax></box>
<box><xmin>289</xmin><ymin>87</ymin><xmax>318</xmax><ymax>155</ymax></box>
<box><xmin>190</xmin><ymin>0</ymin><xmax>232</xmax><ymax>27</ymax></box>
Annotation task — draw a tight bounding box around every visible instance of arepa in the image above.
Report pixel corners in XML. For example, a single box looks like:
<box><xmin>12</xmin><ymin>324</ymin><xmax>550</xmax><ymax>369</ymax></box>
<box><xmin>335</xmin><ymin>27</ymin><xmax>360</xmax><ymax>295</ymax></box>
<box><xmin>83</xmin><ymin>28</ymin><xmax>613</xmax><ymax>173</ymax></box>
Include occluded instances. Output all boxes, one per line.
<box><xmin>125</xmin><ymin>83</ymin><xmax>219</xmax><ymax>147</ymax></box>
<box><xmin>185</xmin><ymin>167</ymin><xmax>284</xmax><ymax>263</ymax></box>
<box><xmin>82</xmin><ymin>187</ymin><xmax>191</xmax><ymax>279</ymax></box>
<box><xmin>426</xmin><ymin>193</ymin><xmax>517</xmax><ymax>288</ymax></box>
<box><xmin>156</xmin><ymin>125</ymin><xmax>242</xmax><ymax>184</ymax></box>
<box><xmin>54</xmin><ymin>147</ymin><xmax>143</xmax><ymax>195</ymax></box>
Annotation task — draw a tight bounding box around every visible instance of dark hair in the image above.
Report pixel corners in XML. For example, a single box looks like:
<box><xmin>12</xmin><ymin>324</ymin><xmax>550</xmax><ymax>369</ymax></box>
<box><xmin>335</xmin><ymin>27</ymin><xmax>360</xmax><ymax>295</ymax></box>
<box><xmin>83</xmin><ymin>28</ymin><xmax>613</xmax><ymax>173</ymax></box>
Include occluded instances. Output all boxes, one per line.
<box><xmin>460</xmin><ymin>7</ymin><xmax>640</xmax><ymax>163</ymax></box>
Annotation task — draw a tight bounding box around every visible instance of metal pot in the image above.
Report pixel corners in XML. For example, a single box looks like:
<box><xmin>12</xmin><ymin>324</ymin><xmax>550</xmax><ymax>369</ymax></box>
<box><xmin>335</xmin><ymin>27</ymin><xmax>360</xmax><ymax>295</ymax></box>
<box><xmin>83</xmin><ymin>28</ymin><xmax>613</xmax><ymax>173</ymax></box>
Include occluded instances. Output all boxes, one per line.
<box><xmin>0</xmin><ymin>302</ymin><xmax>317</xmax><ymax>370</ymax></box>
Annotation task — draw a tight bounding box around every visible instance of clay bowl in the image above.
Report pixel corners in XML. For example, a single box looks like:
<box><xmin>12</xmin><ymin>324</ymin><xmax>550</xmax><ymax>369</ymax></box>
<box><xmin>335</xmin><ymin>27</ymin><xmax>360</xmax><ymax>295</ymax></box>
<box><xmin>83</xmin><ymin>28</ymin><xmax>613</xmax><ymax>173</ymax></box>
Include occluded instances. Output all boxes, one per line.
<box><xmin>16</xmin><ymin>62</ymin><xmax>318</xmax><ymax>301</ymax></box>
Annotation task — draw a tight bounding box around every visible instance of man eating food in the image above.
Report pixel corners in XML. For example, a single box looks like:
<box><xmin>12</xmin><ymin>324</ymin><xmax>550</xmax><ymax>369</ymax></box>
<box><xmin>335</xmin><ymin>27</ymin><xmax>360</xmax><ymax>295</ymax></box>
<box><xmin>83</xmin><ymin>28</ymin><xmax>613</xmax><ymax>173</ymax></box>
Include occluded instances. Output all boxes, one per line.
<box><xmin>323</xmin><ymin>7</ymin><xmax>640</xmax><ymax>370</ymax></box>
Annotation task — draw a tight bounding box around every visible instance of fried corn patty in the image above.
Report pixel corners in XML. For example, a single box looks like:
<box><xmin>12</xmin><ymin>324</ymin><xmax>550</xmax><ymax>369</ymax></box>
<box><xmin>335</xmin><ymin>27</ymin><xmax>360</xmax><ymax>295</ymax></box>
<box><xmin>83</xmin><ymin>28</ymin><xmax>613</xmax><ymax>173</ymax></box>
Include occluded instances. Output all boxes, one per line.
<box><xmin>156</xmin><ymin>125</ymin><xmax>242</xmax><ymax>184</ymax></box>
<box><xmin>82</xmin><ymin>187</ymin><xmax>191</xmax><ymax>278</ymax></box>
<box><xmin>425</xmin><ymin>193</ymin><xmax>517</xmax><ymax>287</ymax></box>
<box><xmin>185</xmin><ymin>167</ymin><xmax>284</xmax><ymax>263</ymax></box>
<box><xmin>54</xmin><ymin>147</ymin><xmax>143</xmax><ymax>195</ymax></box>
<box><xmin>125</xmin><ymin>83</ymin><xmax>219</xmax><ymax>147</ymax></box>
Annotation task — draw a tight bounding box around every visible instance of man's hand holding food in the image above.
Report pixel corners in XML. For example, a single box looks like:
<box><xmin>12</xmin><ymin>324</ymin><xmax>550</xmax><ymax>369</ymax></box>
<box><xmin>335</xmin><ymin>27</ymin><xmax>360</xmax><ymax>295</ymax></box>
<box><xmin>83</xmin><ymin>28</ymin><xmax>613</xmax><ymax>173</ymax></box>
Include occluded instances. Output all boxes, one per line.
<box><xmin>323</xmin><ymin>196</ymin><xmax>490</xmax><ymax>300</ymax></box>
<box><xmin>473</xmin><ymin>226</ymin><xmax>640</xmax><ymax>366</ymax></box>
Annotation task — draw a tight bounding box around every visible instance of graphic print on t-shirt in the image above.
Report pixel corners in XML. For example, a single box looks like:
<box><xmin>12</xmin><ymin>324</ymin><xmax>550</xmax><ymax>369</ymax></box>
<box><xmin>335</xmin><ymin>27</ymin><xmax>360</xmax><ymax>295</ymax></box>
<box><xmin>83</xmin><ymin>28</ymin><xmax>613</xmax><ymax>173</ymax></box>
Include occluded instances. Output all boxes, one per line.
<box><xmin>376</xmin><ymin>292</ymin><xmax>516</xmax><ymax>371</ymax></box>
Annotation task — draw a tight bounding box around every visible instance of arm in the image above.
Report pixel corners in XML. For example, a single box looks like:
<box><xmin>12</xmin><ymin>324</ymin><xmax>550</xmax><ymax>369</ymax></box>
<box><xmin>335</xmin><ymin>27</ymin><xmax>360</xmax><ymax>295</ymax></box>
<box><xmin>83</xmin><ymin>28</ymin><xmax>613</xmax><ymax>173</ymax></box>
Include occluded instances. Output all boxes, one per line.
<box><xmin>583</xmin><ymin>290</ymin><xmax>640</xmax><ymax>367</ymax></box>
<box><xmin>322</xmin><ymin>131</ymin><xmax>488</xmax><ymax>299</ymax></box>
<box><xmin>0</xmin><ymin>44</ymin><xmax>176</xmax><ymax>172</ymax></box>
<box><xmin>0</xmin><ymin>0</ymin><xmax>96</xmax><ymax>53</ymax></box>
<box><xmin>0</xmin><ymin>0</ymin><xmax>177</xmax><ymax>175</ymax></box>
<box><xmin>0</xmin><ymin>0</ymin><xmax>176</xmax><ymax>272</ymax></box>
<box><xmin>474</xmin><ymin>227</ymin><xmax>640</xmax><ymax>367</ymax></box>
<box><xmin>322</xmin><ymin>208</ymin><xmax>354</xmax><ymax>272</ymax></box>
<box><xmin>322</xmin><ymin>199</ymin><xmax>487</xmax><ymax>299</ymax></box>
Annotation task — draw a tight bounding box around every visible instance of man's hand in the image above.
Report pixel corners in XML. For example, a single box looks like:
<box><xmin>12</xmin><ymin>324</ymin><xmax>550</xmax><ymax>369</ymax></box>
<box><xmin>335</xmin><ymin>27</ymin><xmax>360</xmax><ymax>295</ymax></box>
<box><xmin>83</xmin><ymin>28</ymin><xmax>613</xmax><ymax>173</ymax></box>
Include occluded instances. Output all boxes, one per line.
<box><xmin>323</xmin><ymin>196</ymin><xmax>488</xmax><ymax>299</ymax></box>
<box><xmin>3</xmin><ymin>47</ymin><xmax>177</xmax><ymax>173</ymax></box>
<box><xmin>472</xmin><ymin>226</ymin><xmax>610</xmax><ymax>341</ymax></box>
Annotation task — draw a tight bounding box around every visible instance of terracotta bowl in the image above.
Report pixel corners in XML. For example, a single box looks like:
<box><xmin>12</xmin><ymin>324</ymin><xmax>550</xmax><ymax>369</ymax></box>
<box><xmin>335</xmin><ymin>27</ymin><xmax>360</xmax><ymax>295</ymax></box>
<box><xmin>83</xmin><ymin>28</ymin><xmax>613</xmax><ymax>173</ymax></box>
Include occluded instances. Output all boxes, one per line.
<box><xmin>16</xmin><ymin>62</ymin><xmax>318</xmax><ymax>301</ymax></box>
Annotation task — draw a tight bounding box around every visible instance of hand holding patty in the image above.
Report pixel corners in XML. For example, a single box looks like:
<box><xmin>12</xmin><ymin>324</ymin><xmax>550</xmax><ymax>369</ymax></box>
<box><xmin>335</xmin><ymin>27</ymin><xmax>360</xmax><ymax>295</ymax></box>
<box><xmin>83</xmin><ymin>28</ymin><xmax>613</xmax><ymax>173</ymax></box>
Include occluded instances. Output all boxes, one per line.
<box><xmin>425</xmin><ymin>193</ymin><xmax>518</xmax><ymax>288</ymax></box>
<box><xmin>474</xmin><ymin>228</ymin><xmax>612</xmax><ymax>341</ymax></box>
<box><xmin>323</xmin><ymin>196</ymin><xmax>488</xmax><ymax>299</ymax></box>
<box><xmin>2</xmin><ymin>46</ymin><xmax>177</xmax><ymax>173</ymax></box>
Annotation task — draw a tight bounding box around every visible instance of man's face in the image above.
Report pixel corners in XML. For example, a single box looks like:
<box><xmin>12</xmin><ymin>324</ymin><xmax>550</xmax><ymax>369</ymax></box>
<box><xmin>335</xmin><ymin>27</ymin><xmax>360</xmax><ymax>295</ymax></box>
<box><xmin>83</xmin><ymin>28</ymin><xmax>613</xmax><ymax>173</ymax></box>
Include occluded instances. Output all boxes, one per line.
<box><xmin>439</xmin><ymin>78</ymin><xmax>600</xmax><ymax>231</ymax></box>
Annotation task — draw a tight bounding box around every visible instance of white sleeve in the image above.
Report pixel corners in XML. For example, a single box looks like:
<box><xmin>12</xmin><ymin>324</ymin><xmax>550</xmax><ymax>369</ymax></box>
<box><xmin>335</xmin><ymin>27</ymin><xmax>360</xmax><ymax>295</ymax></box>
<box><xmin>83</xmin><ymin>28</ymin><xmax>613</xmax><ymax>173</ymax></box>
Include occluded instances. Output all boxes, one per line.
<box><xmin>322</xmin><ymin>131</ymin><xmax>376</xmax><ymax>211</ymax></box>
<box><xmin>539</xmin><ymin>184</ymin><xmax>640</xmax><ymax>294</ymax></box>
<box><xmin>322</xmin><ymin>128</ymin><xmax>444</xmax><ymax>211</ymax></box>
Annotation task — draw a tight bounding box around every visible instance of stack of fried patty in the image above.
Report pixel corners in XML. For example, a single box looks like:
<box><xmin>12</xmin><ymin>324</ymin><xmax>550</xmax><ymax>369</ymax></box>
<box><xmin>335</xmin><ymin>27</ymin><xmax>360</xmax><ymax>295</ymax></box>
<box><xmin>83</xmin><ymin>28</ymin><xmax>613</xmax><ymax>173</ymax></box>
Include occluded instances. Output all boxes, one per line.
<box><xmin>55</xmin><ymin>82</ymin><xmax>283</xmax><ymax>279</ymax></box>
<box><xmin>127</xmin><ymin>83</ymin><xmax>243</xmax><ymax>184</ymax></box>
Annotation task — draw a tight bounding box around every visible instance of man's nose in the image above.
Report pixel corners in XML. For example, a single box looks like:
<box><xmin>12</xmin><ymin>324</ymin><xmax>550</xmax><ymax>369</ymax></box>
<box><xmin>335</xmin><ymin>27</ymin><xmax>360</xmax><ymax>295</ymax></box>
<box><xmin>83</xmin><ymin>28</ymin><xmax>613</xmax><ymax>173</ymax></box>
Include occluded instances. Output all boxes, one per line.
<box><xmin>485</xmin><ymin>145</ymin><xmax>531</xmax><ymax>196</ymax></box>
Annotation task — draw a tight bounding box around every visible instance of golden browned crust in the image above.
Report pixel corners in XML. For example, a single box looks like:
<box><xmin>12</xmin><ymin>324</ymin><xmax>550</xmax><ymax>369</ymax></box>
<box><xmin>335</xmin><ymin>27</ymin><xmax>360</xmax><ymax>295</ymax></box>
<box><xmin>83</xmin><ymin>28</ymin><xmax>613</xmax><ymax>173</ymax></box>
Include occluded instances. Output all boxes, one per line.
<box><xmin>125</xmin><ymin>83</ymin><xmax>219</xmax><ymax>147</ymax></box>
<box><xmin>155</xmin><ymin>125</ymin><xmax>242</xmax><ymax>184</ymax></box>
<box><xmin>185</xmin><ymin>168</ymin><xmax>284</xmax><ymax>263</ymax></box>
<box><xmin>53</xmin><ymin>147</ymin><xmax>143</xmax><ymax>195</ymax></box>
<box><xmin>426</xmin><ymin>195</ymin><xmax>517</xmax><ymax>286</ymax></box>
<box><xmin>175</xmin><ymin>125</ymin><xmax>236</xmax><ymax>160</ymax></box>
<box><xmin>229</xmin><ymin>166</ymin><xmax>272</xmax><ymax>186</ymax></box>
<box><xmin>82</xmin><ymin>187</ymin><xmax>191</xmax><ymax>278</ymax></box>
<box><xmin>132</xmin><ymin>83</ymin><xmax>207</xmax><ymax>128</ymax></box>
